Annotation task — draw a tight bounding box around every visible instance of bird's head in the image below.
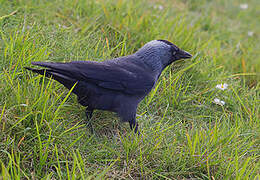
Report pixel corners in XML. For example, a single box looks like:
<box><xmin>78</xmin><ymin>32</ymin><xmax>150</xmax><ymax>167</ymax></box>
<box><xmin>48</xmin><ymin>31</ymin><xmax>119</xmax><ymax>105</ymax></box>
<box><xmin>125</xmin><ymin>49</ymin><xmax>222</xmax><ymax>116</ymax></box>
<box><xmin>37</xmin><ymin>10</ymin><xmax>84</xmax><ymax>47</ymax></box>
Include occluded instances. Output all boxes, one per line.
<box><xmin>135</xmin><ymin>40</ymin><xmax>192</xmax><ymax>71</ymax></box>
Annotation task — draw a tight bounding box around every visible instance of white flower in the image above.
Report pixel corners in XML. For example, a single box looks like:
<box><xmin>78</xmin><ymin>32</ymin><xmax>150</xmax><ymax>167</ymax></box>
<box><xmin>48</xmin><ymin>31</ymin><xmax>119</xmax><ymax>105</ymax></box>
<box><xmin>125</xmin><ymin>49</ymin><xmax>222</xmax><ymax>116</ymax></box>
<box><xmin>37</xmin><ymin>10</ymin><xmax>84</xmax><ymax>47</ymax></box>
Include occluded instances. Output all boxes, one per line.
<box><xmin>213</xmin><ymin>98</ymin><xmax>225</xmax><ymax>106</ymax></box>
<box><xmin>240</xmin><ymin>4</ymin><xmax>248</xmax><ymax>9</ymax></box>
<box><xmin>216</xmin><ymin>83</ymin><xmax>228</xmax><ymax>91</ymax></box>
<box><xmin>157</xmin><ymin>5</ymin><xmax>164</xmax><ymax>10</ymax></box>
<box><xmin>248</xmin><ymin>31</ymin><xmax>254</xmax><ymax>37</ymax></box>
<box><xmin>154</xmin><ymin>5</ymin><xmax>164</xmax><ymax>10</ymax></box>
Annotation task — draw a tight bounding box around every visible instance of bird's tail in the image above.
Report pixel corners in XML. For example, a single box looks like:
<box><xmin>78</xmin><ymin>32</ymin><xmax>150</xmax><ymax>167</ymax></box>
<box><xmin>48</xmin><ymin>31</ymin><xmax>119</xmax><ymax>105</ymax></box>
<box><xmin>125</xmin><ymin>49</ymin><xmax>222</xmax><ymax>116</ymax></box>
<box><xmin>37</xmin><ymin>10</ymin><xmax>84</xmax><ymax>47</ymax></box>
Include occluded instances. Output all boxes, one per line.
<box><xmin>25</xmin><ymin>66</ymin><xmax>76</xmax><ymax>90</ymax></box>
<box><xmin>25</xmin><ymin>67</ymin><xmax>50</xmax><ymax>76</ymax></box>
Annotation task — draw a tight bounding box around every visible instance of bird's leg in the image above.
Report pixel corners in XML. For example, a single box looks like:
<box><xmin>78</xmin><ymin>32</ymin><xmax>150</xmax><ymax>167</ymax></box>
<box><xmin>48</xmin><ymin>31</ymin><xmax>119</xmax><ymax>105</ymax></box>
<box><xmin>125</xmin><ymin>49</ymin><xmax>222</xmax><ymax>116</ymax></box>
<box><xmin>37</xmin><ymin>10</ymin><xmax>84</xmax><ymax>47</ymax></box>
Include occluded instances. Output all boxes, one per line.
<box><xmin>119</xmin><ymin>107</ymin><xmax>139</xmax><ymax>134</ymax></box>
<box><xmin>129</xmin><ymin>120</ymin><xmax>139</xmax><ymax>134</ymax></box>
<box><xmin>85</xmin><ymin>107</ymin><xmax>94</xmax><ymax>133</ymax></box>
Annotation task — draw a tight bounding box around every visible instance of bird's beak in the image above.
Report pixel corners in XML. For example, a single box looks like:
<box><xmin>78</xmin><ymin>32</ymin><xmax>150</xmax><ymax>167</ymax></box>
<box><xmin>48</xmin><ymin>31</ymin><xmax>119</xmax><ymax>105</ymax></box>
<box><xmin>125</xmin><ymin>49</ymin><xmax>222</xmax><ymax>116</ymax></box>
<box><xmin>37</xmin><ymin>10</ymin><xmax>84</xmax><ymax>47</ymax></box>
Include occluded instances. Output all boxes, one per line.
<box><xmin>178</xmin><ymin>49</ymin><xmax>192</xmax><ymax>59</ymax></box>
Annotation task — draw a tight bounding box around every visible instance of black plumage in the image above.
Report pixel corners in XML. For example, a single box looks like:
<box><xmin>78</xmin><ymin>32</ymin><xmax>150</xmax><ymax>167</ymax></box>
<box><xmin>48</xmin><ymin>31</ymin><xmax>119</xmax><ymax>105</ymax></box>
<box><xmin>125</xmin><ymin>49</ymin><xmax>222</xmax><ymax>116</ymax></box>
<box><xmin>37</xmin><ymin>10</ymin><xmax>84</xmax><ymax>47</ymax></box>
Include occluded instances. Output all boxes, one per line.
<box><xmin>26</xmin><ymin>40</ymin><xmax>192</xmax><ymax>133</ymax></box>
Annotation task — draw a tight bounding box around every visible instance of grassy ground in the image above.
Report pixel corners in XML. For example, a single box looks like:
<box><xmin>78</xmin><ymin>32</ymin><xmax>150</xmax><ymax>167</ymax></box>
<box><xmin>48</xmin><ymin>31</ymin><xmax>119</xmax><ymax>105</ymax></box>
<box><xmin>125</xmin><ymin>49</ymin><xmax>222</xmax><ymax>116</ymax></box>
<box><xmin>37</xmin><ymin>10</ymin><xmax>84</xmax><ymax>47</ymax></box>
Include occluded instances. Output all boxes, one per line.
<box><xmin>0</xmin><ymin>0</ymin><xmax>259</xmax><ymax>179</ymax></box>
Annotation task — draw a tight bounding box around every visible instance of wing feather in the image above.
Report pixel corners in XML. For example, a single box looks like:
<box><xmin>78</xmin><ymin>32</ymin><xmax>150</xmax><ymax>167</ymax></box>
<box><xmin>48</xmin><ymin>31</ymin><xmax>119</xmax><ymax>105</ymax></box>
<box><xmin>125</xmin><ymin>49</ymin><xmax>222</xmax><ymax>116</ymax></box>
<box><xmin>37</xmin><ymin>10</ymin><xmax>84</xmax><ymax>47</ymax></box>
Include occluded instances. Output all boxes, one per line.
<box><xmin>30</xmin><ymin>61</ymin><xmax>155</xmax><ymax>95</ymax></box>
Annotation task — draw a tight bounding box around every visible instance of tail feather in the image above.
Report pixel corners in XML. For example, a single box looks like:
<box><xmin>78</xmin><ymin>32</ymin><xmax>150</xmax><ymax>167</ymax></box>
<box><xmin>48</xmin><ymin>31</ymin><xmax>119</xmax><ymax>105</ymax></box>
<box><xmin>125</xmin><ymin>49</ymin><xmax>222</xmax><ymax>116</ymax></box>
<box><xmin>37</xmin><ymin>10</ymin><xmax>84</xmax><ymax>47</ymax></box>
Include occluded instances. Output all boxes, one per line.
<box><xmin>25</xmin><ymin>67</ymin><xmax>48</xmax><ymax>76</ymax></box>
<box><xmin>25</xmin><ymin>66</ymin><xmax>76</xmax><ymax>90</ymax></box>
<box><xmin>31</xmin><ymin>61</ymin><xmax>68</xmax><ymax>71</ymax></box>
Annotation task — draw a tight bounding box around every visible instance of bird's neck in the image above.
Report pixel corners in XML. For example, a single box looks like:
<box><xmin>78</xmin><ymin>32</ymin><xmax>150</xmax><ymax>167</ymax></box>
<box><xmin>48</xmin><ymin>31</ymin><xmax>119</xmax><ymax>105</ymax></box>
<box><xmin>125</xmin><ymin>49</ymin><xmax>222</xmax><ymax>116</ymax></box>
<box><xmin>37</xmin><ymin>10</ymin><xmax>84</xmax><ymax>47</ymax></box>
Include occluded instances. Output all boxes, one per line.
<box><xmin>134</xmin><ymin>49</ymin><xmax>163</xmax><ymax>72</ymax></box>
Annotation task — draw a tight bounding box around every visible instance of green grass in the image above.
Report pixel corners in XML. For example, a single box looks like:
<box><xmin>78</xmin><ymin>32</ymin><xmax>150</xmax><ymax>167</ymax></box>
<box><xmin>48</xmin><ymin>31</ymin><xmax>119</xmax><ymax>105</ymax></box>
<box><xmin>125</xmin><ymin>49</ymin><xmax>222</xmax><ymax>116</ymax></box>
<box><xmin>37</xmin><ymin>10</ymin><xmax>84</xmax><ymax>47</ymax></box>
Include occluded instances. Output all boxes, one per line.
<box><xmin>0</xmin><ymin>0</ymin><xmax>259</xmax><ymax>179</ymax></box>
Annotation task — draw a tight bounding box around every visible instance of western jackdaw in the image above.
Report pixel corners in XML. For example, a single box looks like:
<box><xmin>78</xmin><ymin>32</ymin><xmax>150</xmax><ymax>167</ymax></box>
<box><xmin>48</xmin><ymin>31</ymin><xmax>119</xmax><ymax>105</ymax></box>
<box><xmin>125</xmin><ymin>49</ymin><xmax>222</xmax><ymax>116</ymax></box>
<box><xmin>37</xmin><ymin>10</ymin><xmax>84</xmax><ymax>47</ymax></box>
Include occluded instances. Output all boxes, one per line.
<box><xmin>25</xmin><ymin>40</ymin><xmax>192</xmax><ymax>133</ymax></box>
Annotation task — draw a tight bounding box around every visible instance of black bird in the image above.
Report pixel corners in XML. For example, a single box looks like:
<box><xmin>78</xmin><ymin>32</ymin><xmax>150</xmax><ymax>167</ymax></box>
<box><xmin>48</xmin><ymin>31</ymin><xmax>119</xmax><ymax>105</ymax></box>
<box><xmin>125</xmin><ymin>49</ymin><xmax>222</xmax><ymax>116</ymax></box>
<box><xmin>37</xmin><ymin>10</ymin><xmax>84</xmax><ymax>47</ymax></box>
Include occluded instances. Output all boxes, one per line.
<box><xmin>25</xmin><ymin>40</ymin><xmax>192</xmax><ymax>133</ymax></box>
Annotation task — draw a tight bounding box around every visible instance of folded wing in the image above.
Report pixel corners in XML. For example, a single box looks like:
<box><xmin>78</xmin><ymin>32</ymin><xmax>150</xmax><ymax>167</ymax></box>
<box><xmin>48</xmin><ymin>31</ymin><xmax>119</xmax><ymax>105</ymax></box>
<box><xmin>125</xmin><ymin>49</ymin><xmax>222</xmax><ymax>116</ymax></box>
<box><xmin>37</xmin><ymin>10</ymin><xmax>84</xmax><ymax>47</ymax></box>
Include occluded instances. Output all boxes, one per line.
<box><xmin>27</xmin><ymin>61</ymin><xmax>155</xmax><ymax>95</ymax></box>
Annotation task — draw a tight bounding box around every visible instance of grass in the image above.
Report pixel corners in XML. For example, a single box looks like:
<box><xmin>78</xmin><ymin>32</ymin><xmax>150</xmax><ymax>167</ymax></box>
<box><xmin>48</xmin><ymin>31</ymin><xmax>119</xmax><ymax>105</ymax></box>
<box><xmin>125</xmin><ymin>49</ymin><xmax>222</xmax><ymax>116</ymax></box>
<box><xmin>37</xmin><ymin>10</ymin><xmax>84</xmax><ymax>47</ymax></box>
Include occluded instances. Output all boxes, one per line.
<box><xmin>0</xmin><ymin>0</ymin><xmax>259</xmax><ymax>179</ymax></box>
